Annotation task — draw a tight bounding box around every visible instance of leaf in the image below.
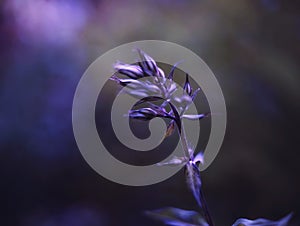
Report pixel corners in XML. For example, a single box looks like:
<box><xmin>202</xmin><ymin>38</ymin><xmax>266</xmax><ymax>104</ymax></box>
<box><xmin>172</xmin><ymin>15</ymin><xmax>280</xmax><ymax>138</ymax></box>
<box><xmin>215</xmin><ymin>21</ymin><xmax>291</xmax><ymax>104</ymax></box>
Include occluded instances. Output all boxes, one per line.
<box><xmin>173</xmin><ymin>94</ymin><xmax>192</xmax><ymax>105</ymax></box>
<box><xmin>145</xmin><ymin>207</ymin><xmax>208</xmax><ymax>226</ymax></box>
<box><xmin>157</xmin><ymin>156</ymin><xmax>187</xmax><ymax>166</ymax></box>
<box><xmin>182</xmin><ymin>113</ymin><xmax>209</xmax><ymax>120</ymax></box>
<box><xmin>191</xmin><ymin>88</ymin><xmax>201</xmax><ymax>101</ymax></box>
<box><xmin>167</xmin><ymin>82</ymin><xmax>178</xmax><ymax>96</ymax></box>
<box><xmin>167</xmin><ymin>61</ymin><xmax>183</xmax><ymax>80</ymax></box>
<box><xmin>185</xmin><ymin>162</ymin><xmax>202</xmax><ymax>208</ymax></box>
<box><xmin>232</xmin><ymin>213</ymin><xmax>293</xmax><ymax>226</ymax></box>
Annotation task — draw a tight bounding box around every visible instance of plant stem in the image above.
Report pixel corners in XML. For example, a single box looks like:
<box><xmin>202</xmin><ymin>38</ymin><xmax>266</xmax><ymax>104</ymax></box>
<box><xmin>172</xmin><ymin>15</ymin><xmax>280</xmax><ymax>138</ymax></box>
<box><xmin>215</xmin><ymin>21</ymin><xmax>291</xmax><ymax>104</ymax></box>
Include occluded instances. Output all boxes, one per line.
<box><xmin>199</xmin><ymin>183</ymin><xmax>215</xmax><ymax>226</ymax></box>
<box><xmin>179</xmin><ymin>122</ymin><xmax>215</xmax><ymax>226</ymax></box>
<box><xmin>179</xmin><ymin>123</ymin><xmax>190</xmax><ymax>158</ymax></box>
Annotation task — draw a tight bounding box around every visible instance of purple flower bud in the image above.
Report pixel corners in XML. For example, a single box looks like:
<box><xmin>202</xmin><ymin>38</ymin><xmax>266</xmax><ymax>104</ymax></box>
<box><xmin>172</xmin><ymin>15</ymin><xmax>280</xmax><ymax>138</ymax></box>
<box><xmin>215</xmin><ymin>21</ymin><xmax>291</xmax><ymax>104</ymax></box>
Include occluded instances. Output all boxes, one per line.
<box><xmin>183</xmin><ymin>73</ymin><xmax>193</xmax><ymax>96</ymax></box>
<box><xmin>129</xmin><ymin>107</ymin><xmax>171</xmax><ymax>121</ymax></box>
<box><xmin>117</xmin><ymin>78</ymin><xmax>141</xmax><ymax>86</ymax></box>
<box><xmin>137</xmin><ymin>49</ymin><xmax>165</xmax><ymax>77</ymax></box>
<box><xmin>129</xmin><ymin>108</ymin><xmax>158</xmax><ymax>120</ymax></box>
<box><xmin>114</xmin><ymin>63</ymin><xmax>143</xmax><ymax>79</ymax></box>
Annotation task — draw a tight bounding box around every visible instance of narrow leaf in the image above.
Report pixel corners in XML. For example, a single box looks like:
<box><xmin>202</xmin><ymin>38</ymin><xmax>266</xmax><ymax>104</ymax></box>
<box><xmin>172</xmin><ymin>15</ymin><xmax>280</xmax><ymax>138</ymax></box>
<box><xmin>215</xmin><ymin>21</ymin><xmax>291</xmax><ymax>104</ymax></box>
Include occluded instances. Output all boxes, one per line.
<box><xmin>157</xmin><ymin>156</ymin><xmax>187</xmax><ymax>166</ymax></box>
<box><xmin>191</xmin><ymin>88</ymin><xmax>201</xmax><ymax>101</ymax></box>
<box><xmin>185</xmin><ymin>162</ymin><xmax>202</xmax><ymax>208</ymax></box>
<box><xmin>182</xmin><ymin>113</ymin><xmax>209</xmax><ymax>120</ymax></box>
<box><xmin>167</xmin><ymin>61</ymin><xmax>183</xmax><ymax>80</ymax></box>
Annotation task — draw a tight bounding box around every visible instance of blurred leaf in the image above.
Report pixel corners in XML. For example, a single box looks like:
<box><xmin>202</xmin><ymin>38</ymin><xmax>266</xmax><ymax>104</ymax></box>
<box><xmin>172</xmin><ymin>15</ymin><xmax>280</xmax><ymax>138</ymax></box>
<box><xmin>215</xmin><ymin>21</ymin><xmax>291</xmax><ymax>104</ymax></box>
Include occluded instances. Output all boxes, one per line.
<box><xmin>185</xmin><ymin>162</ymin><xmax>202</xmax><ymax>208</ymax></box>
<box><xmin>182</xmin><ymin>113</ymin><xmax>209</xmax><ymax>120</ymax></box>
<box><xmin>145</xmin><ymin>207</ymin><xmax>208</xmax><ymax>226</ymax></box>
<box><xmin>157</xmin><ymin>156</ymin><xmax>187</xmax><ymax>166</ymax></box>
<box><xmin>167</xmin><ymin>61</ymin><xmax>183</xmax><ymax>80</ymax></box>
<box><xmin>134</xmin><ymin>96</ymin><xmax>164</xmax><ymax>106</ymax></box>
<box><xmin>232</xmin><ymin>213</ymin><xmax>292</xmax><ymax>226</ymax></box>
<box><xmin>173</xmin><ymin>94</ymin><xmax>192</xmax><ymax>105</ymax></box>
<box><xmin>191</xmin><ymin>88</ymin><xmax>201</xmax><ymax>101</ymax></box>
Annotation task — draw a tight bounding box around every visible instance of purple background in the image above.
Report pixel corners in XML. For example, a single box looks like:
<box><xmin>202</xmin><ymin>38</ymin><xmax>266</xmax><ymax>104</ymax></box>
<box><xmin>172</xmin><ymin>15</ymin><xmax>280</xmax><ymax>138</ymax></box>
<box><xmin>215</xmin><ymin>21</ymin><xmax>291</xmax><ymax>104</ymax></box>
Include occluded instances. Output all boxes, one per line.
<box><xmin>0</xmin><ymin>0</ymin><xmax>299</xmax><ymax>225</ymax></box>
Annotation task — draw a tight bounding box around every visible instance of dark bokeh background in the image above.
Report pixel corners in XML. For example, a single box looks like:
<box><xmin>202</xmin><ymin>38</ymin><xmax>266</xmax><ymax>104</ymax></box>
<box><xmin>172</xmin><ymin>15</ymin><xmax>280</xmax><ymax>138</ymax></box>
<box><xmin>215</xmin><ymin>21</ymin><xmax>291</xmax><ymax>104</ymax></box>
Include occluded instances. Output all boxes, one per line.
<box><xmin>1</xmin><ymin>0</ymin><xmax>299</xmax><ymax>225</ymax></box>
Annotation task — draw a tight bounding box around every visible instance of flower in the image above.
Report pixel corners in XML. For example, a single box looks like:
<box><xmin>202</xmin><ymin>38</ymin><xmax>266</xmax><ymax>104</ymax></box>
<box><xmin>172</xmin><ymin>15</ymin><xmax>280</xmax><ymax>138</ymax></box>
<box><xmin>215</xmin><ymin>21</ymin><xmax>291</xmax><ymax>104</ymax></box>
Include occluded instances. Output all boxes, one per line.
<box><xmin>111</xmin><ymin>49</ymin><xmax>208</xmax><ymax>137</ymax></box>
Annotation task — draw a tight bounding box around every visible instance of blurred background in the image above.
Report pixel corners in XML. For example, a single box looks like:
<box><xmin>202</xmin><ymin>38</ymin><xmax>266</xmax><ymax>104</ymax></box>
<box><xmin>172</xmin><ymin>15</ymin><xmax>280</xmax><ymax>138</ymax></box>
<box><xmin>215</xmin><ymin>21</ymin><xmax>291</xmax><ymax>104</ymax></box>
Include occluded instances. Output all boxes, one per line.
<box><xmin>1</xmin><ymin>0</ymin><xmax>300</xmax><ymax>225</ymax></box>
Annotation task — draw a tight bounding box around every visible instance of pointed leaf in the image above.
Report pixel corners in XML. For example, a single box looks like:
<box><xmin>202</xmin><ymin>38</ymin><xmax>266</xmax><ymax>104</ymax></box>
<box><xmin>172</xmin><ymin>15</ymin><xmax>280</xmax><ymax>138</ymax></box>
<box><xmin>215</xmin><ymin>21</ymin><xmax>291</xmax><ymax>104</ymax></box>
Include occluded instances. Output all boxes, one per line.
<box><xmin>157</xmin><ymin>156</ymin><xmax>187</xmax><ymax>166</ymax></box>
<box><xmin>167</xmin><ymin>61</ymin><xmax>183</xmax><ymax>80</ymax></box>
<box><xmin>185</xmin><ymin>162</ymin><xmax>202</xmax><ymax>208</ymax></box>
<box><xmin>173</xmin><ymin>94</ymin><xmax>192</xmax><ymax>105</ymax></box>
<box><xmin>182</xmin><ymin>113</ymin><xmax>209</xmax><ymax>120</ymax></box>
<box><xmin>191</xmin><ymin>88</ymin><xmax>201</xmax><ymax>101</ymax></box>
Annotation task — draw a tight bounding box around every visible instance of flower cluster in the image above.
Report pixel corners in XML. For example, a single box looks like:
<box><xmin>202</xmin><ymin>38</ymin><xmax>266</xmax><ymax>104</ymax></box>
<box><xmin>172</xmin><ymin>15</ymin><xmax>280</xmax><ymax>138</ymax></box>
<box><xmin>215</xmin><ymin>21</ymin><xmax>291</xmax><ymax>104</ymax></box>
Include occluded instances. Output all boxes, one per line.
<box><xmin>110</xmin><ymin>50</ymin><xmax>292</xmax><ymax>226</ymax></box>
<box><xmin>111</xmin><ymin>49</ymin><xmax>208</xmax><ymax>138</ymax></box>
